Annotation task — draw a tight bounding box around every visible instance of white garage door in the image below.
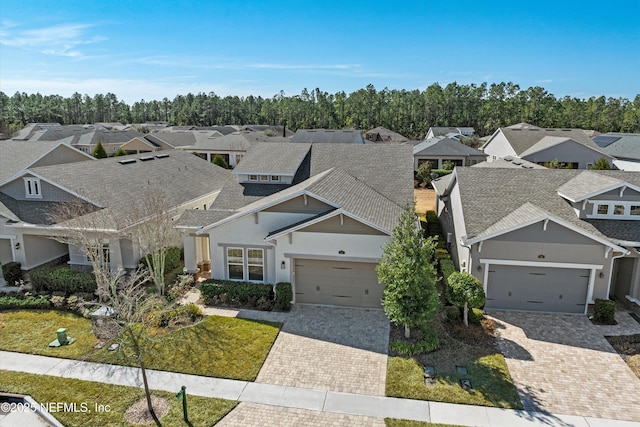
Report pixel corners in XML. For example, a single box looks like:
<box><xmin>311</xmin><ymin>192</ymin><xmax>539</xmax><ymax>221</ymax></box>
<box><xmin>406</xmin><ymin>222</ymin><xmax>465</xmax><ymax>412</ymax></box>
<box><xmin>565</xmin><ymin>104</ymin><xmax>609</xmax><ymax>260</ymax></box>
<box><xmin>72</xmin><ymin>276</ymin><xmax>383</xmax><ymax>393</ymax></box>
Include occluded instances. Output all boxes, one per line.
<box><xmin>294</xmin><ymin>259</ymin><xmax>383</xmax><ymax>308</ymax></box>
<box><xmin>486</xmin><ymin>265</ymin><xmax>589</xmax><ymax>313</ymax></box>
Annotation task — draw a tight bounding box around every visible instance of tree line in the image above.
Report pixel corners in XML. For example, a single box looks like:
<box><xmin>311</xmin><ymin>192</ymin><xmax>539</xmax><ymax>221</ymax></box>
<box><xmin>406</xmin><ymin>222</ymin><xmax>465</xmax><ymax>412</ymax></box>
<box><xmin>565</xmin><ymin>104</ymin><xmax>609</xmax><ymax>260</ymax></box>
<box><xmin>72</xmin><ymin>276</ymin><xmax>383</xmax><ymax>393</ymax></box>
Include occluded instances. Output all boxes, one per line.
<box><xmin>1</xmin><ymin>82</ymin><xmax>639</xmax><ymax>139</ymax></box>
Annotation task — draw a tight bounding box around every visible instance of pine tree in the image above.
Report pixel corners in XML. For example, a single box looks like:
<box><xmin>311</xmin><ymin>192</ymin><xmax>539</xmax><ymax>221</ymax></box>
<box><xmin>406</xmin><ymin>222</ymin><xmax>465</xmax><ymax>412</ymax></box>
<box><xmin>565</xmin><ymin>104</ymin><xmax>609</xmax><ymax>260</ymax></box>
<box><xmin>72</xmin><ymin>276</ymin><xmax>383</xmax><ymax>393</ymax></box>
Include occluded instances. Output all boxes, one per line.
<box><xmin>92</xmin><ymin>141</ymin><xmax>108</xmax><ymax>158</ymax></box>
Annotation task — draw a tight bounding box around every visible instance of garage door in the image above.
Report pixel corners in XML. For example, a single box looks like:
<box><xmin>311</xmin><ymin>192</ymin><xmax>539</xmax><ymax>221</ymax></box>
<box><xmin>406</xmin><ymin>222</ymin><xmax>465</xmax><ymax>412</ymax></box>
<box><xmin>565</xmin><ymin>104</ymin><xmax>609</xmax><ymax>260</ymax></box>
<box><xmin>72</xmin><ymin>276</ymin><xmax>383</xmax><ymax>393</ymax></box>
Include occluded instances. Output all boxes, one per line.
<box><xmin>486</xmin><ymin>265</ymin><xmax>589</xmax><ymax>313</ymax></box>
<box><xmin>294</xmin><ymin>259</ymin><xmax>383</xmax><ymax>308</ymax></box>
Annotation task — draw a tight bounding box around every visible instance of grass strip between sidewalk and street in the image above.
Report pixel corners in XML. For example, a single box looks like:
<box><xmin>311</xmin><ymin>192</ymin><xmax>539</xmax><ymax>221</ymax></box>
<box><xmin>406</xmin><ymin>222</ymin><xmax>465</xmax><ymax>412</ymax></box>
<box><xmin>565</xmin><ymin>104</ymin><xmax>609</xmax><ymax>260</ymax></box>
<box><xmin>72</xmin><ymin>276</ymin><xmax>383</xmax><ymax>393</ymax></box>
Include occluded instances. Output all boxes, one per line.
<box><xmin>0</xmin><ymin>369</ymin><xmax>237</xmax><ymax>427</ymax></box>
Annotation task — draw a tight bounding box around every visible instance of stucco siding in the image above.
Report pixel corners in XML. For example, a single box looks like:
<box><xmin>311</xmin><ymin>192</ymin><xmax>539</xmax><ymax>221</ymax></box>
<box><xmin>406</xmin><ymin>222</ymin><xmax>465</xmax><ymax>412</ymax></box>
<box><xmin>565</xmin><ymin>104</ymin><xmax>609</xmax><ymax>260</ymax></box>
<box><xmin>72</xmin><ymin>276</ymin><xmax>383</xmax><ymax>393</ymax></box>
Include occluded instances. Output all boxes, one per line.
<box><xmin>22</xmin><ymin>235</ymin><xmax>67</xmax><ymax>270</ymax></box>
<box><xmin>449</xmin><ymin>183</ymin><xmax>469</xmax><ymax>270</ymax></box>
<box><xmin>0</xmin><ymin>238</ymin><xmax>12</xmax><ymax>265</ymax></box>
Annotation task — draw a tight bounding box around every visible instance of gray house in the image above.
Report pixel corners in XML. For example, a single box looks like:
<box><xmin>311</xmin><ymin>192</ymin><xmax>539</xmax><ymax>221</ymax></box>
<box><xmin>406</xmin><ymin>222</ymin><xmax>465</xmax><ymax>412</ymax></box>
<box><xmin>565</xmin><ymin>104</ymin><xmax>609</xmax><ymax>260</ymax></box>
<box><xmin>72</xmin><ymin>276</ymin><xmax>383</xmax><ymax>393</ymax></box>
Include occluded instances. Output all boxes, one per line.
<box><xmin>434</xmin><ymin>168</ymin><xmax>640</xmax><ymax>314</ymax></box>
<box><xmin>412</xmin><ymin>136</ymin><xmax>487</xmax><ymax>169</ymax></box>
<box><xmin>593</xmin><ymin>132</ymin><xmax>640</xmax><ymax>171</ymax></box>
<box><xmin>482</xmin><ymin>123</ymin><xmax>612</xmax><ymax>168</ymax></box>
<box><xmin>0</xmin><ymin>151</ymin><xmax>230</xmax><ymax>272</ymax></box>
<box><xmin>291</xmin><ymin>129</ymin><xmax>364</xmax><ymax>144</ymax></box>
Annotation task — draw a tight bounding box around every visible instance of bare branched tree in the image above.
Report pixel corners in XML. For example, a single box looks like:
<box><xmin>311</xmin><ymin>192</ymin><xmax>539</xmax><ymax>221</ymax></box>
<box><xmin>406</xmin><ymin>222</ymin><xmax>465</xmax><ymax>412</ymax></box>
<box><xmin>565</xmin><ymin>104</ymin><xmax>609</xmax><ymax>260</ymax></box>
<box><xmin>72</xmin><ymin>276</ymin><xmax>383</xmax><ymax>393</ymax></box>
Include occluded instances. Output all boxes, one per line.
<box><xmin>47</xmin><ymin>200</ymin><xmax>122</xmax><ymax>302</ymax></box>
<box><xmin>124</xmin><ymin>191</ymin><xmax>181</xmax><ymax>296</ymax></box>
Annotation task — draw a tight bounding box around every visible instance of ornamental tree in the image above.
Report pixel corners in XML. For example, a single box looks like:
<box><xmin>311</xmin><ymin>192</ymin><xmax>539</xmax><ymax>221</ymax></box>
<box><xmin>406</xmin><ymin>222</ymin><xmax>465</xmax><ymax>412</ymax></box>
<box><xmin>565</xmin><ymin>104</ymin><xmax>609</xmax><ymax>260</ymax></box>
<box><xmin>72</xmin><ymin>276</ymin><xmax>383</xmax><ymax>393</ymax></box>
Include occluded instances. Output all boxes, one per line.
<box><xmin>377</xmin><ymin>202</ymin><xmax>440</xmax><ymax>338</ymax></box>
<box><xmin>446</xmin><ymin>272</ymin><xmax>485</xmax><ymax>327</ymax></box>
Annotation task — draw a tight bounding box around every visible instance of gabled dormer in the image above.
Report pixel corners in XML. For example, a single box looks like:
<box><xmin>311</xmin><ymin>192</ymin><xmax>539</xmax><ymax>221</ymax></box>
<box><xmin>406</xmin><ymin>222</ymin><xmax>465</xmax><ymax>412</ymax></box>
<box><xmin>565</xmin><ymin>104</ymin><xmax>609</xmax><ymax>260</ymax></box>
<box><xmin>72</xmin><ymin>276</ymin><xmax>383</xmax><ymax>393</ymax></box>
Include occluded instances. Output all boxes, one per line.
<box><xmin>557</xmin><ymin>171</ymin><xmax>640</xmax><ymax>220</ymax></box>
<box><xmin>232</xmin><ymin>143</ymin><xmax>310</xmax><ymax>185</ymax></box>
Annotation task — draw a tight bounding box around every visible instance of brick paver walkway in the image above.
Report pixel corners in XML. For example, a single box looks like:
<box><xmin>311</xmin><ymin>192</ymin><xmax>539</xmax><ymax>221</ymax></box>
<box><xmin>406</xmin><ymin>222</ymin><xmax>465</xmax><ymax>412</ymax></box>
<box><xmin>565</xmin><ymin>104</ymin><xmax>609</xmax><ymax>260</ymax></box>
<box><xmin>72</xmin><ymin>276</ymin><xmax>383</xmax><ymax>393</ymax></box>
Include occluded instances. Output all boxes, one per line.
<box><xmin>255</xmin><ymin>305</ymin><xmax>389</xmax><ymax>396</ymax></box>
<box><xmin>216</xmin><ymin>402</ymin><xmax>385</xmax><ymax>427</ymax></box>
<box><xmin>489</xmin><ymin>310</ymin><xmax>640</xmax><ymax>421</ymax></box>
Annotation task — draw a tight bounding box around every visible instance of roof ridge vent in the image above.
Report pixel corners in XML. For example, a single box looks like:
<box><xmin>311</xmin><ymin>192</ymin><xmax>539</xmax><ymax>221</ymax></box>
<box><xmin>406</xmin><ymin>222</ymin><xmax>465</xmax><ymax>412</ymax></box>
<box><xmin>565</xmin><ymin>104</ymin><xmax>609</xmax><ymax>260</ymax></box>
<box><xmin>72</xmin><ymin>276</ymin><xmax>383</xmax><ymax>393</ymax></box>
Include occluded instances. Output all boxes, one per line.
<box><xmin>139</xmin><ymin>155</ymin><xmax>155</xmax><ymax>161</ymax></box>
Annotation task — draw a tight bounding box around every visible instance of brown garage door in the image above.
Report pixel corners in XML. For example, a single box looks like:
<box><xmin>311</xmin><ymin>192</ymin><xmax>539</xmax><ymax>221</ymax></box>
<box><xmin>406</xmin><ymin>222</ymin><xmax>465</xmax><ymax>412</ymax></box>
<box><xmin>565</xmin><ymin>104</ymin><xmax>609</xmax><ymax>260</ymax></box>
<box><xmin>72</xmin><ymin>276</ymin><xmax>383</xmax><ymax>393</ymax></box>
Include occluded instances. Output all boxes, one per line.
<box><xmin>294</xmin><ymin>259</ymin><xmax>383</xmax><ymax>308</ymax></box>
<box><xmin>486</xmin><ymin>265</ymin><xmax>589</xmax><ymax>313</ymax></box>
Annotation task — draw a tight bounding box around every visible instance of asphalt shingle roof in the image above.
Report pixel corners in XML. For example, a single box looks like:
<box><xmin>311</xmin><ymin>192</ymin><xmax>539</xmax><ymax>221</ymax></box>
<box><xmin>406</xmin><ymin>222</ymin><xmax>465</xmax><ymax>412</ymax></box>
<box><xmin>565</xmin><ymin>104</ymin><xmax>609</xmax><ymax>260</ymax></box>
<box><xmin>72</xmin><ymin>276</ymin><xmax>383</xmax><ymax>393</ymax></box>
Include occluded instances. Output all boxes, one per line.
<box><xmin>598</xmin><ymin>133</ymin><xmax>640</xmax><ymax>161</ymax></box>
<box><xmin>494</xmin><ymin>127</ymin><xmax>598</xmax><ymax>155</ymax></box>
<box><xmin>291</xmin><ymin>129</ymin><xmax>363</xmax><ymax>144</ymax></box>
<box><xmin>18</xmin><ymin>151</ymin><xmax>230</xmax><ymax>229</ymax></box>
<box><xmin>452</xmin><ymin>168</ymin><xmax>640</xmax><ymax>244</ymax></box>
<box><xmin>413</xmin><ymin>137</ymin><xmax>487</xmax><ymax>157</ymax></box>
<box><xmin>233</xmin><ymin>143</ymin><xmax>311</xmax><ymax>176</ymax></box>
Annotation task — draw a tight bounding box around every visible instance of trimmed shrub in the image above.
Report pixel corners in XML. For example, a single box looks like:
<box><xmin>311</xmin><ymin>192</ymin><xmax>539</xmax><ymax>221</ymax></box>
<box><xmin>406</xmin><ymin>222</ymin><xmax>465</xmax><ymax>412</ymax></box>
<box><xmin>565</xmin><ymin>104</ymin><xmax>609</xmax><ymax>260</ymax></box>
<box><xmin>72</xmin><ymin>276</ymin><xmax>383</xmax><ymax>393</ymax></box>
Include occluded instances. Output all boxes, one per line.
<box><xmin>2</xmin><ymin>262</ymin><xmax>22</xmax><ymax>286</ymax></box>
<box><xmin>431</xmin><ymin>169</ymin><xmax>454</xmax><ymax>178</ymax></box>
<box><xmin>445</xmin><ymin>305</ymin><xmax>461</xmax><ymax>321</ymax></box>
<box><xmin>200</xmin><ymin>279</ymin><xmax>274</xmax><ymax>310</ymax></box>
<box><xmin>434</xmin><ymin>248</ymin><xmax>451</xmax><ymax>260</ymax></box>
<box><xmin>468</xmin><ymin>307</ymin><xmax>484</xmax><ymax>325</ymax></box>
<box><xmin>593</xmin><ymin>299</ymin><xmax>616</xmax><ymax>325</ymax></box>
<box><xmin>274</xmin><ymin>282</ymin><xmax>292</xmax><ymax>311</ymax></box>
<box><xmin>425</xmin><ymin>210</ymin><xmax>438</xmax><ymax>224</ymax></box>
<box><xmin>30</xmin><ymin>266</ymin><xmax>97</xmax><ymax>295</ymax></box>
<box><xmin>439</xmin><ymin>259</ymin><xmax>456</xmax><ymax>282</ymax></box>
<box><xmin>0</xmin><ymin>295</ymin><xmax>51</xmax><ymax>310</ymax></box>
<box><xmin>153</xmin><ymin>303</ymin><xmax>203</xmax><ymax>327</ymax></box>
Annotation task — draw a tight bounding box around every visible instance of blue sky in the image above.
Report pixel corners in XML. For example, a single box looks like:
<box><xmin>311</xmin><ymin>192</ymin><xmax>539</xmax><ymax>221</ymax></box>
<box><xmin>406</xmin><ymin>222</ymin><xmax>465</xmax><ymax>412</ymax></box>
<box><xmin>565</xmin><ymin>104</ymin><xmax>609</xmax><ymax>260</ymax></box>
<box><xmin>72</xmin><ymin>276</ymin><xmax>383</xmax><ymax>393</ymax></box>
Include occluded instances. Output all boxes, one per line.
<box><xmin>1</xmin><ymin>0</ymin><xmax>639</xmax><ymax>103</ymax></box>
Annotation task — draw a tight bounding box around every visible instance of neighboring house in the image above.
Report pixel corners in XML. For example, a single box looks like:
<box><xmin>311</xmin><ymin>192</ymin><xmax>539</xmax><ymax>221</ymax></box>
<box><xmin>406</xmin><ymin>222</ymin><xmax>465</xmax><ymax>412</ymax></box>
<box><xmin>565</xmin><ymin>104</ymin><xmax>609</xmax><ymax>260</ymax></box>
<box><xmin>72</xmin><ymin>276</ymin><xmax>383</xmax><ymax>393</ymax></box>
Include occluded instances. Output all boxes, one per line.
<box><xmin>425</xmin><ymin>127</ymin><xmax>475</xmax><ymax>139</ymax></box>
<box><xmin>9</xmin><ymin>123</ymin><xmax>146</xmax><ymax>155</ymax></box>
<box><xmin>412</xmin><ymin>136</ymin><xmax>487</xmax><ymax>169</ymax></box>
<box><xmin>364</xmin><ymin>127</ymin><xmax>409</xmax><ymax>143</ymax></box>
<box><xmin>176</xmin><ymin>143</ymin><xmax>413</xmax><ymax>308</ymax></box>
<box><xmin>433</xmin><ymin>167</ymin><xmax>640</xmax><ymax>314</ymax></box>
<box><xmin>482</xmin><ymin>123</ymin><xmax>611</xmax><ymax>168</ymax></box>
<box><xmin>291</xmin><ymin>129</ymin><xmax>364</xmax><ymax>144</ymax></box>
<box><xmin>0</xmin><ymin>151</ymin><xmax>230</xmax><ymax>272</ymax></box>
<box><xmin>593</xmin><ymin>133</ymin><xmax>640</xmax><ymax>171</ymax></box>
<box><xmin>178</xmin><ymin>130</ymin><xmax>290</xmax><ymax>167</ymax></box>
<box><xmin>471</xmin><ymin>156</ymin><xmax>546</xmax><ymax>170</ymax></box>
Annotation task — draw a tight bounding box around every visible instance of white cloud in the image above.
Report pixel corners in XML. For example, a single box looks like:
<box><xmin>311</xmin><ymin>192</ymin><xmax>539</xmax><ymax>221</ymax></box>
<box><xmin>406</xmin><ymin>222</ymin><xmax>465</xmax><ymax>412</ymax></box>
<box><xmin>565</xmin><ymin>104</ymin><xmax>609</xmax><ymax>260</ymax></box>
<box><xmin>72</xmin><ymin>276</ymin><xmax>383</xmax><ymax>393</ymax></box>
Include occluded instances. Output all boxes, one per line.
<box><xmin>0</xmin><ymin>23</ymin><xmax>106</xmax><ymax>57</ymax></box>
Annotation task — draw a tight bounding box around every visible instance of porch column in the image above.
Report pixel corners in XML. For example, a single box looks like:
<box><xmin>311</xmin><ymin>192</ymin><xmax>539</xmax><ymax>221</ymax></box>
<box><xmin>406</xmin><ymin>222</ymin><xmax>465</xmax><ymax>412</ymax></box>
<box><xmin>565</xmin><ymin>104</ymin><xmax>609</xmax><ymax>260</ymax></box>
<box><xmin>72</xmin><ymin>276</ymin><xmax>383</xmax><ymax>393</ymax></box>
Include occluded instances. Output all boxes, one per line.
<box><xmin>183</xmin><ymin>234</ymin><xmax>198</xmax><ymax>274</ymax></box>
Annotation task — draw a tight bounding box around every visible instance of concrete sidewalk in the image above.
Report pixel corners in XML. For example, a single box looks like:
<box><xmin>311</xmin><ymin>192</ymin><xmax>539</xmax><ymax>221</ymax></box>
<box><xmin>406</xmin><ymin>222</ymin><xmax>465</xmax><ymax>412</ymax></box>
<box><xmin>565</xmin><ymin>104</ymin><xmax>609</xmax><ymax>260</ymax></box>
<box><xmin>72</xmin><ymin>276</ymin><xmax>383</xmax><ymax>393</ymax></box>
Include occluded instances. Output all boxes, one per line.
<box><xmin>1</xmin><ymin>350</ymin><xmax>638</xmax><ymax>427</ymax></box>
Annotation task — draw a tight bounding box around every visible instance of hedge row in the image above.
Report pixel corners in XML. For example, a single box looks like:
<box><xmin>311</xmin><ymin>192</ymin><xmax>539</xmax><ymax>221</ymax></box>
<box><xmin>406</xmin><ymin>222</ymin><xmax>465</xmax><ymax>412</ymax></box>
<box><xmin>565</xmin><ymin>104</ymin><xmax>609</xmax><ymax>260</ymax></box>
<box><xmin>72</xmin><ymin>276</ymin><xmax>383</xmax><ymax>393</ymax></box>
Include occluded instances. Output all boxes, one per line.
<box><xmin>200</xmin><ymin>280</ymin><xmax>274</xmax><ymax>310</ymax></box>
<box><xmin>274</xmin><ymin>282</ymin><xmax>292</xmax><ymax>311</ymax></box>
<box><xmin>0</xmin><ymin>295</ymin><xmax>51</xmax><ymax>310</ymax></box>
<box><xmin>439</xmin><ymin>259</ymin><xmax>456</xmax><ymax>283</ymax></box>
<box><xmin>30</xmin><ymin>266</ymin><xmax>97</xmax><ymax>295</ymax></box>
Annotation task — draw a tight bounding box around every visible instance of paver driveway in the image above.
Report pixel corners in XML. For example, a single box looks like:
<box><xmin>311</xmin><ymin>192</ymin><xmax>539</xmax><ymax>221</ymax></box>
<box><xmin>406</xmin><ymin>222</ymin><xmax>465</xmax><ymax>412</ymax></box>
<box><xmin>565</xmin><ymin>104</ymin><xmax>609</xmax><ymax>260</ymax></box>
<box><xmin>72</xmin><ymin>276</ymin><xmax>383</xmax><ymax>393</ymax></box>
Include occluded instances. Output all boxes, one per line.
<box><xmin>489</xmin><ymin>309</ymin><xmax>640</xmax><ymax>422</ymax></box>
<box><xmin>255</xmin><ymin>305</ymin><xmax>390</xmax><ymax>396</ymax></box>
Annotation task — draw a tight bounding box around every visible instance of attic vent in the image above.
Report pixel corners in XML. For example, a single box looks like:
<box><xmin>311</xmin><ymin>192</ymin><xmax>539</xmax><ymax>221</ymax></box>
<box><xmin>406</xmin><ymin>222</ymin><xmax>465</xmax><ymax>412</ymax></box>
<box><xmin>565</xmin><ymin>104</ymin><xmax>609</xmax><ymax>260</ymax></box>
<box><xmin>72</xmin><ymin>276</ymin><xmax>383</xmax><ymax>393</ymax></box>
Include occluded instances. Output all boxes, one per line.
<box><xmin>523</xmin><ymin>165</ymin><xmax>534</xmax><ymax>169</ymax></box>
<box><xmin>118</xmin><ymin>159</ymin><xmax>137</xmax><ymax>165</ymax></box>
<box><xmin>155</xmin><ymin>153</ymin><xmax>170</xmax><ymax>159</ymax></box>
<box><xmin>139</xmin><ymin>156</ymin><xmax>155</xmax><ymax>161</ymax></box>
<box><xmin>512</xmin><ymin>161</ymin><xmax>522</xmax><ymax>165</ymax></box>
<box><xmin>504</xmin><ymin>157</ymin><xmax>513</xmax><ymax>162</ymax></box>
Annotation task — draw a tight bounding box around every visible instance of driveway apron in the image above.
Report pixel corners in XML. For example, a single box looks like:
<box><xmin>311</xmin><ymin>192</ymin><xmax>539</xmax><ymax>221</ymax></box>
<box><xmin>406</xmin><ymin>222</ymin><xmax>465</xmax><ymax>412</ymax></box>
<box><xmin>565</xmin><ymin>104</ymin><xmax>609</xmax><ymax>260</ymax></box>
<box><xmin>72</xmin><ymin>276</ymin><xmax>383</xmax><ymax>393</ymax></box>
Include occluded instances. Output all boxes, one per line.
<box><xmin>255</xmin><ymin>305</ymin><xmax>390</xmax><ymax>396</ymax></box>
<box><xmin>489</xmin><ymin>310</ymin><xmax>640</xmax><ymax>422</ymax></box>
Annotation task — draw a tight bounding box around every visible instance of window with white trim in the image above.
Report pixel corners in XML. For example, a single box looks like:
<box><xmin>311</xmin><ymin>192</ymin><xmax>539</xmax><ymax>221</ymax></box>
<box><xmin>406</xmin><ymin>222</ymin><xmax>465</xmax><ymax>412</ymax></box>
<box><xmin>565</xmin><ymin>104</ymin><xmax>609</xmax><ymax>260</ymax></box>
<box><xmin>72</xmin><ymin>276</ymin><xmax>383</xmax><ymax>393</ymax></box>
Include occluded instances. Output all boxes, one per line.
<box><xmin>227</xmin><ymin>247</ymin><xmax>244</xmax><ymax>280</ymax></box>
<box><xmin>226</xmin><ymin>247</ymin><xmax>264</xmax><ymax>282</ymax></box>
<box><xmin>270</xmin><ymin>175</ymin><xmax>280</xmax><ymax>182</ymax></box>
<box><xmin>24</xmin><ymin>178</ymin><xmax>42</xmax><ymax>198</ymax></box>
<box><xmin>247</xmin><ymin>248</ymin><xmax>264</xmax><ymax>281</ymax></box>
<box><xmin>259</xmin><ymin>175</ymin><xmax>269</xmax><ymax>181</ymax></box>
<box><xmin>590</xmin><ymin>201</ymin><xmax>640</xmax><ymax>219</ymax></box>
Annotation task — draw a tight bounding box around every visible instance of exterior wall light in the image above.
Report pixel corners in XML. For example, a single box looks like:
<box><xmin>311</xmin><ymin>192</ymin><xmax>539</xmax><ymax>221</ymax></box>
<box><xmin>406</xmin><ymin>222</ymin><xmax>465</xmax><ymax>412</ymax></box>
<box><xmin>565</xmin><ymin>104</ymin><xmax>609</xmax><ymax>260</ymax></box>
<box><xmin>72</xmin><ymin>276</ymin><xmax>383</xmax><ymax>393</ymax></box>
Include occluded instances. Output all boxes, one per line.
<box><xmin>338</xmin><ymin>250</ymin><xmax>345</xmax><ymax>255</ymax></box>
<box><xmin>537</xmin><ymin>254</ymin><xmax>545</xmax><ymax>259</ymax></box>
<box><xmin>281</xmin><ymin>261</ymin><xmax>286</xmax><ymax>269</ymax></box>
<box><xmin>14</xmin><ymin>242</ymin><xmax>20</xmax><ymax>250</ymax></box>
<box><xmin>477</xmin><ymin>265</ymin><xmax>482</xmax><ymax>272</ymax></box>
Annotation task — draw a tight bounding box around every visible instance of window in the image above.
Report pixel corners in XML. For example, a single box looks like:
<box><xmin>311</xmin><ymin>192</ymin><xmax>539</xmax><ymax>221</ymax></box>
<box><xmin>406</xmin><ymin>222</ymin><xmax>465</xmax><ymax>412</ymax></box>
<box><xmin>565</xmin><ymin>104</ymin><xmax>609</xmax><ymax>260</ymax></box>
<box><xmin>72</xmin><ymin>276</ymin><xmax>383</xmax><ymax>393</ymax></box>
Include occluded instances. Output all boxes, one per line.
<box><xmin>260</xmin><ymin>175</ymin><xmax>269</xmax><ymax>181</ymax></box>
<box><xmin>270</xmin><ymin>175</ymin><xmax>280</xmax><ymax>182</ymax></box>
<box><xmin>247</xmin><ymin>249</ymin><xmax>264</xmax><ymax>281</ymax></box>
<box><xmin>597</xmin><ymin>204</ymin><xmax>608</xmax><ymax>215</ymax></box>
<box><xmin>613</xmin><ymin>205</ymin><xmax>625</xmax><ymax>215</ymax></box>
<box><xmin>24</xmin><ymin>178</ymin><xmax>41</xmax><ymax>198</ymax></box>
<box><xmin>227</xmin><ymin>248</ymin><xmax>244</xmax><ymax>280</ymax></box>
<box><xmin>631</xmin><ymin>206</ymin><xmax>640</xmax><ymax>216</ymax></box>
<box><xmin>249</xmin><ymin>175</ymin><xmax>258</xmax><ymax>181</ymax></box>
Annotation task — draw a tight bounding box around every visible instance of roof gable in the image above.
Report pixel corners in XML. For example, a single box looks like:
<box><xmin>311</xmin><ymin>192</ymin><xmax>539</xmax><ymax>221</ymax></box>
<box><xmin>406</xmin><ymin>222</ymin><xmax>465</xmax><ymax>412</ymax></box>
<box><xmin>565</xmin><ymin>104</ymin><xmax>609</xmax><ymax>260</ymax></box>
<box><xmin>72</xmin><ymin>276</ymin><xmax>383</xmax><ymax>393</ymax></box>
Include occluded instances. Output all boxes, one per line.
<box><xmin>413</xmin><ymin>137</ymin><xmax>486</xmax><ymax>157</ymax></box>
<box><xmin>556</xmin><ymin>171</ymin><xmax>640</xmax><ymax>202</ymax></box>
<box><xmin>519</xmin><ymin>136</ymin><xmax>610</xmax><ymax>159</ymax></box>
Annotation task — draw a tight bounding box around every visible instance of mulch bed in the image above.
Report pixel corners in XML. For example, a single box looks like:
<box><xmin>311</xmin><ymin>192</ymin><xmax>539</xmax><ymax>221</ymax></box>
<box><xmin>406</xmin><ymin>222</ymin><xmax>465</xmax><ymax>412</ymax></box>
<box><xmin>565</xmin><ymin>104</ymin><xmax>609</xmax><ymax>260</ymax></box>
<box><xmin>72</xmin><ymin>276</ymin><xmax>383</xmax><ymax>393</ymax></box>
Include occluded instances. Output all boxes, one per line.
<box><xmin>124</xmin><ymin>395</ymin><xmax>169</xmax><ymax>425</ymax></box>
<box><xmin>389</xmin><ymin>310</ymin><xmax>498</xmax><ymax>373</ymax></box>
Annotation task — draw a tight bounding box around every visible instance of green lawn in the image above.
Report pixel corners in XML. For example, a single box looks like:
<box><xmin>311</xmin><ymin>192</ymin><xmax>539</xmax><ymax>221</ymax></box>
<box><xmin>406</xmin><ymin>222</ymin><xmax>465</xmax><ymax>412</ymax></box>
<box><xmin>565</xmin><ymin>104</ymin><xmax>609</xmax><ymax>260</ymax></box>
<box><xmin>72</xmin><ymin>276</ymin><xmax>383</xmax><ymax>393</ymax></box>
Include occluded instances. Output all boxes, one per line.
<box><xmin>0</xmin><ymin>310</ymin><xmax>281</xmax><ymax>381</ymax></box>
<box><xmin>0</xmin><ymin>370</ymin><xmax>236</xmax><ymax>427</ymax></box>
<box><xmin>386</xmin><ymin>354</ymin><xmax>522</xmax><ymax>409</ymax></box>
